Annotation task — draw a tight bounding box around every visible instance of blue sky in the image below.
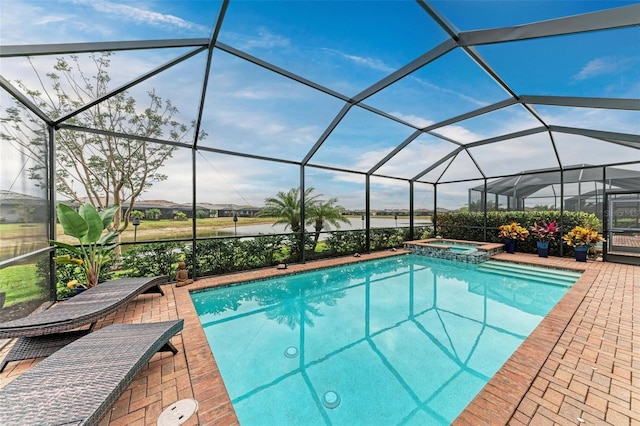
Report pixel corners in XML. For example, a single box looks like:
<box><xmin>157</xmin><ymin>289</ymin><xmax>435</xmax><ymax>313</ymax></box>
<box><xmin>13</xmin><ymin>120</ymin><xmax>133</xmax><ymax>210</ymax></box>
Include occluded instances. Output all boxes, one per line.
<box><xmin>1</xmin><ymin>0</ymin><xmax>639</xmax><ymax>210</ymax></box>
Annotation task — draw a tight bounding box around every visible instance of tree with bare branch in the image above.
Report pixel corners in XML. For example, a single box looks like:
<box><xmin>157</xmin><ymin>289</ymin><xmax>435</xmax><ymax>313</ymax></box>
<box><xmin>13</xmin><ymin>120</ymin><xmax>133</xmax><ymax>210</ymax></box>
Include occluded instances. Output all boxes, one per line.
<box><xmin>1</xmin><ymin>52</ymin><xmax>201</xmax><ymax>232</ymax></box>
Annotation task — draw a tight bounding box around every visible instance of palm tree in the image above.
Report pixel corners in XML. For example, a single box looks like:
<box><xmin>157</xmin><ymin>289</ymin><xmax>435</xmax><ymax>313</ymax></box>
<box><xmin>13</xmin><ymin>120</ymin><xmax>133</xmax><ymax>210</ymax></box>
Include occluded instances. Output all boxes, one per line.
<box><xmin>306</xmin><ymin>198</ymin><xmax>349</xmax><ymax>250</ymax></box>
<box><xmin>257</xmin><ymin>187</ymin><xmax>319</xmax><ymax>233</ymax></box>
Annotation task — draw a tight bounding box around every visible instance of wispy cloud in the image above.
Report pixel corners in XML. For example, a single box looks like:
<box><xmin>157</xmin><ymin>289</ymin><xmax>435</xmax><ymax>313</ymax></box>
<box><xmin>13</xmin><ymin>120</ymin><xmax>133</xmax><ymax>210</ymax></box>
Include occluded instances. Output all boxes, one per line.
<box><xmin>389</xmin><ymin>112</ymin><xmax>434</xmax><ymax>129</ymax></box>
<box><xmin>573</xmin><ymin>56</ymin><xmax>634</xmax><ymax>81</ymax></box>
<box><xmin>35</xmin><ymin>14</ymin><xmax>71</xmax><ymax>25</ymax></box>
<box><xmin>435</xmin><ymin>125</ymin><xmax>484</xmax><ymax>144</ymax></box>
<box><xmin>223</xmin><ymin>29</ymin><xmax>291</xmax><ymax>51</ymax></box>
<box><xmin>70</xmin><ymin>0</ymin><xmax>209</xmax><ymax>32</ymax></box>
<box><xmin>413</xmin><ymin>77</ymin><xmax>488</xmax><ymax>107</ymax></box>
<box><xmin>321</xmin><ymin>48</ymin><xmax>395</xmax><ymax>73</ymax></box>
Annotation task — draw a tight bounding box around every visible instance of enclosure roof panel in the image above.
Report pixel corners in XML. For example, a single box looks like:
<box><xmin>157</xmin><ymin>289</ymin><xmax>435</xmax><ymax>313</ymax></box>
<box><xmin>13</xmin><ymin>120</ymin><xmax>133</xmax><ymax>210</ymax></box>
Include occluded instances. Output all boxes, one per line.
<box><xmin>1</xmin><ymin>0</ymin><xmax>638</xmax><ymax>189</ymax></box>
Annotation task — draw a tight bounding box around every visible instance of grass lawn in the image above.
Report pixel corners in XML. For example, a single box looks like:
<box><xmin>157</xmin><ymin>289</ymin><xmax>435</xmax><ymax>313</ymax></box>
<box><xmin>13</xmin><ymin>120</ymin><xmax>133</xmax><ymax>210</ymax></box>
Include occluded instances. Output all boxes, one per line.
<box><xmin>52</xmin><ymin>216</ymin><xmax>277</xmax><ymax>244</ymax></box>
<box><xmin>0</xmin><ymin>264</ymin><xmax>44</xmax><ymax>307</ymax></box>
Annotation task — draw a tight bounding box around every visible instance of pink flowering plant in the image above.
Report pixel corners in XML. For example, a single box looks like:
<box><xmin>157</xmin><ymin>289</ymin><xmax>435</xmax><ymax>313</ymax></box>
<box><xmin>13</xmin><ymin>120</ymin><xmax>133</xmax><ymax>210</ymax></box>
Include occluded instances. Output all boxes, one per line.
<box><xmin>530</xmin><ymin>221</ymin><xmax>559</xmax><ymax>242</ymax></box>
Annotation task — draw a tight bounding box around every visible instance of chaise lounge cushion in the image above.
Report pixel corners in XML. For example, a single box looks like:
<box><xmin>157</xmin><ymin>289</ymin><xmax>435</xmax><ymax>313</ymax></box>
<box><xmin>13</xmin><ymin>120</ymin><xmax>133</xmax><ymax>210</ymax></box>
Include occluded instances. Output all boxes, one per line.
<box><xmin>0</xmin><ymin>319</ymin><xmax>184</xmax><ymax>426</ymax></box>
<box><xmin>0</xmin><ymin>276</ymin><xmax>167</xmax><ymax>339</ymax></box>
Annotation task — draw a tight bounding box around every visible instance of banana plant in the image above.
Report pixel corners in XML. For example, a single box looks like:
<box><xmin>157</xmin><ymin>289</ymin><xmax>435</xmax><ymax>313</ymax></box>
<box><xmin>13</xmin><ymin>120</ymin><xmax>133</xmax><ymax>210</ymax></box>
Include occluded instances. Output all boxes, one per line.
<box><xmin>50</xmin><ymin>203</ymin><xmax>121</xmax><ymax>288</ymax></box>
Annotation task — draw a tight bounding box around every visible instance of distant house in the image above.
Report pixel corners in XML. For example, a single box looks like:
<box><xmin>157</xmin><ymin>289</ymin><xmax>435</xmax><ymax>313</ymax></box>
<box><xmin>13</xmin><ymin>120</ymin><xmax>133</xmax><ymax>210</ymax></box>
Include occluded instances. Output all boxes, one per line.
<box><xmin>57</xmin><ymin>197</ymin><xmax>262</xmax><ymax>220</ymax></box>
<box><xmin>206</xmin><ymin>204</ymin><xmax>260</xmax><ymax>218</ymax></box>
<box><xmin>138</xmin><ymin>201</ymin><xmax>261</xmax><ymax>219</ymax></box>
<box><xmin>134</xmin><ymin>200</ymin><xmax>181</xmax><ymax>219</ymax></box>
<box><xmin>0</xmin><ymin>190</ymin><xmax>48</xmax><ymax>223</ymax></box>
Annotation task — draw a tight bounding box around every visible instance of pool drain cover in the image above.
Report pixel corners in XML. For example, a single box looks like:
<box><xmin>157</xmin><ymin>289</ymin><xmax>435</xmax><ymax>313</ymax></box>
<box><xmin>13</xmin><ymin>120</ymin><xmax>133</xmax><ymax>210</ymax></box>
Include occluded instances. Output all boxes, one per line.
<box><xmin>157</xmin><ymin>398</ymin><xmax>198</xmax><ymax>425</ymax></box>
<box><xmin>284</xmin><ymin>346</ymin><xmax>298</xmax><ymax>358</ymax></box>
<box><xmin>323</xmin><ymin>391</ymin><xmax>340</xmax><ymax>409</ymax></box>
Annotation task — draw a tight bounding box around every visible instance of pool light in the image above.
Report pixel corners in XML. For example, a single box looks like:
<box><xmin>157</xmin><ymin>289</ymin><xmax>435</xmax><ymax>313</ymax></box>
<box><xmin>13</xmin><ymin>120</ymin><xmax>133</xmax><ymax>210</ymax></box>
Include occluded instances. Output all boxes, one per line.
<box><xmin>323</xmin><ymin>391</ymin><xmax>341</xmax><ymax>409</ymax></box>
<box><xmin>284</xmin><ymin>346</ymin><xmax>298</xmax><ymax>358</ymax></box>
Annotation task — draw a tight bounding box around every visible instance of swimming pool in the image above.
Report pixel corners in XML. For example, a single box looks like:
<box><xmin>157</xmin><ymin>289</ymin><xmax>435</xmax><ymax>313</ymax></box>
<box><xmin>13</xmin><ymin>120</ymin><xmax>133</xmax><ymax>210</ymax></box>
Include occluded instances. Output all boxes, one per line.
<box><xmin>192</xmin><ymin>255</ymin><xmax>575</xmax><ymax>425</ymax></box>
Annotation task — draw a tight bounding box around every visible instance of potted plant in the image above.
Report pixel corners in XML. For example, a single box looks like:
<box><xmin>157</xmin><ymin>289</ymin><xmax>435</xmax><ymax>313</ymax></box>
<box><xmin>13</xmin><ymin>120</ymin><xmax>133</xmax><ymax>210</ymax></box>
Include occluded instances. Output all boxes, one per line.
<box><xmin>530</xmin><ymin>221</ymin><xmax>559</xmax><ymax>258</ymax></box>
<box><xmin>498</xmin><ymin>222</ymin><xmax>529</xmax><ymax>253</ymax></box>
<box><xmin>562</xmin><ymin>226</ymin><xmax>604</xmax><ymax>262</ymax></box>
<box><xmin>50</xmin><ymin>203</ymin><xmax>121</xmax><ymax>288</ymax></box>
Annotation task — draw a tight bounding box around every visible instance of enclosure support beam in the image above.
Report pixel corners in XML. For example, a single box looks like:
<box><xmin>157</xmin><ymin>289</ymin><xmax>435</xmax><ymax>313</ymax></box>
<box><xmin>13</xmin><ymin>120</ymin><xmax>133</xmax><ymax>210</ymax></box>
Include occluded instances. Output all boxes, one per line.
<box><xmin>300</xmin><ymin>165</ymin><xmax>306</xmax><ymax>263</ymax></box>
<box><xmin>409</xmin><ymin>181</ymin><xmax>415</xmax><ymax>241</ymax></box>
<box><xmin>191</xmin><ymin>149</ymin><xmax>198</xmax><ymax>280</ymax></box>
<box><xmin>365</xmin><ymin>175</ymin><xmax>371</xmax><ymax>253</ymax></box>
<box><xmin>192</xmin><ymin>0</ymin><xmax>228</xmax><ymax>149</ymax></box>
<box><xmin>458</xmin><ymin>4</ymin><xmax>640</xmax><ymax>46</ymax></box>
<box><xmin>48</xmin><ymin>125</ymin><xmax>57</xmax><ymax>301</ymax></box>
<box><xmin>602</xmin><ymin>167</ymin><xmax>608</xmax><ymax>262</ymax></box>
<box><xmin>433</xmin><ymin>184</ymin><xmax>438</xmax><ymax>237</ymax></box>
<box><xmin>483</xmin><ymin>179</ymin><xmax>488</xmax><ymax>242</ymax></box>
<box><xmin>560</xmin><ymin>170</ymin><xmax>565</xmax><ymax>257</ymax></box>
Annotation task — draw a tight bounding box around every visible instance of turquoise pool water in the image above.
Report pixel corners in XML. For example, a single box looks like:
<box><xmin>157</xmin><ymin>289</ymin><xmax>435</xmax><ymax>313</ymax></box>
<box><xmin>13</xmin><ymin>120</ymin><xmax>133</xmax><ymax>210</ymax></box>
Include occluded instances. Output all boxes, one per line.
<box><xmin>426</xmin><ymin>241</ymin><xmax>478</xmax><ymax>253</ymax></box>
<box><xmin>192</xmin><ymin>255</ymin><xmax>574</xmax><ymax>425</ymax></box>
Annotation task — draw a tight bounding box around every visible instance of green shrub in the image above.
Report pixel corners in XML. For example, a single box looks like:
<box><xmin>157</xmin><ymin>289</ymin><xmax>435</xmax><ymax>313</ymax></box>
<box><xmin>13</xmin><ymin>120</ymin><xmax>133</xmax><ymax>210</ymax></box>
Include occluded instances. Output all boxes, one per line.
<box><xmin>120</xmin><ymin>242</ymin><xmax>186</xmax><ymax>280</ymax></box>
<box><xmin>186</xmin><ymin>235</ymin><xmax>285</xmax><ymax>277</ymax></box>
<box><xmin>325</xmin><ymin>230</ymin><xmax>366</xmax><ymax>256</ymax></box>
<box><xmin>435</xmin><ymin>211</ymin><xmax>601</xmax><ymax>256</ymax></box>
<box><xmin>370</xmin><ymin>228</ymin><xmax>404</xmax><ymax>250</ymax></box>
<box><xmin>146</xmin><ymin>208</ymin><xmax>162</xmax><ymax>220</ymax></box>
<box><xmin>413</xmin><ymin>226</ymin><xmax>433</xmax><ymax>240</ymax></box>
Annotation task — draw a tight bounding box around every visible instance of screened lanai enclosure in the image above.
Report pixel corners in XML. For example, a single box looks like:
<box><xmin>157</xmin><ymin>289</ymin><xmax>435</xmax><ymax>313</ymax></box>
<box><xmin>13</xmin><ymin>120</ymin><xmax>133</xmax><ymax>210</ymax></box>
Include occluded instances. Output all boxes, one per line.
<box><xmin>1</xmin><ymin>1</ymin><xmax>639</xmax><ymax>316</ymax></box>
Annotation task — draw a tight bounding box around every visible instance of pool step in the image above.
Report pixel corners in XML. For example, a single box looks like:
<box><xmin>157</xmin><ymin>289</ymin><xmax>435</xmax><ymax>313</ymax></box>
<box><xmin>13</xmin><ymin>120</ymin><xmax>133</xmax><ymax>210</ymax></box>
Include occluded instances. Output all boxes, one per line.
<box><xmin>478</xmin><ymin>260</ymin><xmax>582</xmax><ymax>286</ymax></box>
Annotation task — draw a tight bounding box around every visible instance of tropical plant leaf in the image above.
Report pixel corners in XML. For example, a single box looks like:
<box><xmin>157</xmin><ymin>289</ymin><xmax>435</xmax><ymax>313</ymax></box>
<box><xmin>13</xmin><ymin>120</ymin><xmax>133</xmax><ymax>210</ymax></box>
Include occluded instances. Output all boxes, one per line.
<box><xmin>56</xmin><ymin>204</ymin><xmax>88</xmax><ymax>240</ymax></box>
<box><xmin>97</xmin><ymin>230</ymin><xmax>120</xmax><ymax>245</ymax></box>
<box><xmin>79</xmin><ymin>203</ymin><xmax>104</xmax><ymax>243</ymax></box>
<box><xmin>99</xmin><ymin>204</ymin><xmax>120</xmax><ymax>230</ymax></box>
<box><xmin>53</xmin><ymin>256</ymin><xmax>82</xmax><ymax>265</ymax></box>
<box><xmin>49</xmin><ymin>240</ymin><xmax>83</xmax><ymax>257</ymax></box>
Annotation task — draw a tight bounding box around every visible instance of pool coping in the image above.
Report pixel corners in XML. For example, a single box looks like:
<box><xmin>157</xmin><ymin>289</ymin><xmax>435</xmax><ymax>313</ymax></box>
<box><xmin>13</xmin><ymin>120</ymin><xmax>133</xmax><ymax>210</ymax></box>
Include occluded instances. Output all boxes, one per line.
<box><xmin>174</xmin><ymin>250</ymin><xmax>594</xmax><ymax>425</ymax></box>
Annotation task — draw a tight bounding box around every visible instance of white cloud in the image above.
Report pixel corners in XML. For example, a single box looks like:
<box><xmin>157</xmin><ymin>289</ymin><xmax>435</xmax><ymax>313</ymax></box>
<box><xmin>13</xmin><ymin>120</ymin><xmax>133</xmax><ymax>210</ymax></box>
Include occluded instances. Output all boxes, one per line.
<box><xmin>224</xmin><ymin>29</ymin><xmax>291</xmax><ymax>51</ymax></box>
<box><xmin>390</xmin><ymin>112</ymin><xmax>434</xmax><ymax>129</ymax></box>
<box><xmin>435</xmin><ymin>125</ymin><xmax>483</xmax><ymax>144</ymax></box>
<box><xmin>71</xmin><ymin>0</ymin><xmax>208</xmax><ymax>32</ymax></box>
<box><xmin>573</xmin><ymin>56</ymin><xmax>634</xmax><ymax>81</ymax></box>
<box><xmin>412</xmin><ymin>77</ymin><xmax>487</xmax><ymax>108</ymax></box>
<box><xmin>35</xmin><ymin>14</ymin><xmax>72</xmax><ymax>25</ymax></box>
<box><xmin>320</xmin><ymin>48</ymin><xmax>395</xmax><ymax>73</ymax></box>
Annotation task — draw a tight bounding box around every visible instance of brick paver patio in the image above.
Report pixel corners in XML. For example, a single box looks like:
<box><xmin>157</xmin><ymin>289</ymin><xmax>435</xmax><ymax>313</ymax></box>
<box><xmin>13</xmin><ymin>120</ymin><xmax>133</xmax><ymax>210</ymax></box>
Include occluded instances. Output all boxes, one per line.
<box><xmin>1</xmin><ymin>251</ymin><xmax>638</xmax><ymax>425</ymax></box>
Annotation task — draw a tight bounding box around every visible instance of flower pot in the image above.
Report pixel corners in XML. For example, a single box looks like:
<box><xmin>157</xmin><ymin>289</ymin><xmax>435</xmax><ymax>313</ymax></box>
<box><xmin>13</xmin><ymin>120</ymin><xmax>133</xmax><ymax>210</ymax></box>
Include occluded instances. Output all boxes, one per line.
<box><xmin>504</xmin><ymin>238</ymin><xmax>516</xmax><ymax>254</ymax></box>
<box><xmin>574</xmin><ymin>245</ymin><xmax>588</xmax><ymax>262</ymax></box>
<box><xmin>536</xmin><ymin>241</ymin><xmax>549</xmax><ymax>258</ymax></box>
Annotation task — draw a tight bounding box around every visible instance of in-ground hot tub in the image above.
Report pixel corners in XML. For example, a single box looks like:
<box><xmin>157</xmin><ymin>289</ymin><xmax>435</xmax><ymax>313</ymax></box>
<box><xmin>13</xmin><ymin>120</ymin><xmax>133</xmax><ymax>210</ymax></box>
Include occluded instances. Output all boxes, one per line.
<box><xmin>404</xmin><ymin>238</ymin><xmax>503</xmax><ymax>263</ymax></box>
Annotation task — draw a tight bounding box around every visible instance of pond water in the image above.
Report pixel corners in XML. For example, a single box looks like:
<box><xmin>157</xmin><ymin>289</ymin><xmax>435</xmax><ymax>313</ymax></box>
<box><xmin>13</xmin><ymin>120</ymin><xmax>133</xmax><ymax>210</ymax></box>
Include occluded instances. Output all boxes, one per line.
<box><xmin>220</xmin><ymin>218</ymin><xmax>431</xmax><ymax>236</ymax></box>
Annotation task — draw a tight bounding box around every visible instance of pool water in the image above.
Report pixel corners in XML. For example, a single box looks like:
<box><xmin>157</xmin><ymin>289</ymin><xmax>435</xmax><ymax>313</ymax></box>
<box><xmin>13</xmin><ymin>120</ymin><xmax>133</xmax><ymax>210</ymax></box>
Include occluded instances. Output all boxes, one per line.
<box><xmin>192</xmin><ymin>255</ymin><xmax>574</xmax><ymax>425</ymax></box>
<box><xmin>427</xmin><ymin>241</ymin><xmax>478</xmax><ymax>248</ymax></box>
<box><xmin>426</xmin><ymin>241</ymin><xmax>478</xmax><ymax>253</ymax></box>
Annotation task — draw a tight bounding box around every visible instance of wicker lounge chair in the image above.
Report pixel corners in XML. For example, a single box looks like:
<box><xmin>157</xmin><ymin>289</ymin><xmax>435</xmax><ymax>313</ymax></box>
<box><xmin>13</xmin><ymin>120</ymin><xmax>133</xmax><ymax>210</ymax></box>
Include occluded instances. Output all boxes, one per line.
<box><xmin>0</xmin><ymin>319</ymin><xmax>183</xmax><ymax>426</ymax></box>
<box><xmin>0</xmin><ymin>276</ymin><xmax>167</xmax><ymax>371</ymax></box>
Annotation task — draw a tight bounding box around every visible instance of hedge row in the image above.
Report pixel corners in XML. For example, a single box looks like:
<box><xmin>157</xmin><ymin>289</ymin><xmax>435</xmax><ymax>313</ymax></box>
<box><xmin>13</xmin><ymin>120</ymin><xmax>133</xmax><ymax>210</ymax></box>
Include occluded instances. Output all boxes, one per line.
<box><xmin>51</xmin><ymin>227</ymin><xmax>433</xmax><ymax>298</ymax></box>
<box><xmin>435</xmin><ymin>211</ymin><xmax>601</xmax><ymax>256</ymax></box>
